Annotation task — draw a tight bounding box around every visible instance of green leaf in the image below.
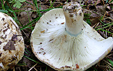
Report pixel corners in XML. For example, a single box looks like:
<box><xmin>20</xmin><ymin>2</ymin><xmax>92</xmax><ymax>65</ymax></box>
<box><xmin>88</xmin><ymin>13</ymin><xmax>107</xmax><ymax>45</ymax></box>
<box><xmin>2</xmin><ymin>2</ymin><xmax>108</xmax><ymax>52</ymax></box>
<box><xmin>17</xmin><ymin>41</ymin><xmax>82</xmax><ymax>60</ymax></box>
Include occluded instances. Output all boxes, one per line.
<box><xmin>9</xmin><ymin>0</ymin><xmax>15</xmax><ymax>3</ymax></box>
<box><xmin>86</xmin><ymin>19</ymin><xmax>91</xmax><ymax>25</ymax></box>
<box><xmin>110</xmin><ymin>0</ymin><xmax>113</xmax><ymax>3</ymax></box>
<box><xmin>19</xmin><ymin>0</ymin><xmax>26</xmax><ymax>2</ymax></box>
<box><xmin>13</xmin><ymin>1</ymin><xmax>22</xmax><ymax>8</ymax></box>
<box><xmin>0</xmin><ymin>10</ymin><xmax>8</xmax><ymax>13</ymax></box>
<box><xmin>17</xmin><ymin>62</ymin><xmax>26</xmax><ymax>66</ymax></box>
<box><xmin>107</xmin><ymin>59</ymin><xmax>113</xmax><ymax>67</ymax></box>
<box><xmin>9</xmin><ymin>0</ymin><xmax>26</xmax><ymax>8</ymax></box>
<box><xmin>24</xmin><ymin>56</ymin><xmax>41</xmax><ymax>64</ymax></box>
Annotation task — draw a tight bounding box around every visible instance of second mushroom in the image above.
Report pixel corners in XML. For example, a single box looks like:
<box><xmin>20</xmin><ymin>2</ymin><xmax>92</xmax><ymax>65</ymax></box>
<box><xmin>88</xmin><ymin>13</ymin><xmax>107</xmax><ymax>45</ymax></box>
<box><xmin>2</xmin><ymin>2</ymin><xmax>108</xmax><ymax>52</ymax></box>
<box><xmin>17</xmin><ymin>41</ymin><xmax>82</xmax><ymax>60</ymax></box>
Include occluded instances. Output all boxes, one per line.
<box><xmin>30</xmin><ymin>1</ymin><xmax>113</xmax><ymax>71</ymax></box>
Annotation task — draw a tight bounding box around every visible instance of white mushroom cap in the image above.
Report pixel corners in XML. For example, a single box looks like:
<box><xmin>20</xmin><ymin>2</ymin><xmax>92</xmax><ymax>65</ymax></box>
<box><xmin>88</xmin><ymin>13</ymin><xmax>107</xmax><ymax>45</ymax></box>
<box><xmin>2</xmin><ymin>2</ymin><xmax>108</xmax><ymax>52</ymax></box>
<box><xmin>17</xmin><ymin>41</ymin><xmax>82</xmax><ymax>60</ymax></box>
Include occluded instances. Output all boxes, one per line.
<box><xmin>30</xmin><ymin>2</ymin><xmax>113</xmax><ymax>71</ymax></box>
<box><xmin>0</xmin><ymin>12</ymin><xmax>25</xmax><ymax>70</ymax></box>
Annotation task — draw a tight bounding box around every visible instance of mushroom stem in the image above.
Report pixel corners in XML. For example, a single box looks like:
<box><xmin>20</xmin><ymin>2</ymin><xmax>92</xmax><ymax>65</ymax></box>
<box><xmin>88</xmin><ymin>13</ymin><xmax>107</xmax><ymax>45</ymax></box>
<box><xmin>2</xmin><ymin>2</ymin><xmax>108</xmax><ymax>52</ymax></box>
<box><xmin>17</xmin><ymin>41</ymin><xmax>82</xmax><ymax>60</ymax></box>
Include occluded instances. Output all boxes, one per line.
<box><xmin>63</xmin><ymin>2</ymin><xmax>84</xmax><ymax>36</ymax></box>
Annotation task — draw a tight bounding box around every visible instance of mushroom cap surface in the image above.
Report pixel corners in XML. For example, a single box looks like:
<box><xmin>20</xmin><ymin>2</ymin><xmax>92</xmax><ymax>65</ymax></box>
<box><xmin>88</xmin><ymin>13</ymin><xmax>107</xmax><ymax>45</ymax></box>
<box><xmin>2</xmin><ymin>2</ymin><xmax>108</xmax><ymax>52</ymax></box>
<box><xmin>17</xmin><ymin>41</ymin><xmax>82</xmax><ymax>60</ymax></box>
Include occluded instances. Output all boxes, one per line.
<box><xmin>30</xmin><ymin>8</ymin><xmax>113</xmax><ymax>71</ymax></box>
<box><xmin>0</xmin><ymin>12</ymin><xmax>25</xmax><ymax>71</ymax></box>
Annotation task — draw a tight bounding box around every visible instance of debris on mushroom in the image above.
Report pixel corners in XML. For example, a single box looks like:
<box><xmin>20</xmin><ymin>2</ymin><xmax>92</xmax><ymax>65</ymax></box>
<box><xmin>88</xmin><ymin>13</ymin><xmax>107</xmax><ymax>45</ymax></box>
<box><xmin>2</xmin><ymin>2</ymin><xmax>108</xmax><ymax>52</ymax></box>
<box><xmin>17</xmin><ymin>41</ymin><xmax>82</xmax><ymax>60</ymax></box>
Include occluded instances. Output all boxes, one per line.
<box><xmin>30</xmin><ymin>1</ymin><xmax>113</xmax><ymax>71</ymax></box>
<box><xmin>0</xmin><ymin>12</ymin><xmax>25</xmax><ymax>71</ymax></box>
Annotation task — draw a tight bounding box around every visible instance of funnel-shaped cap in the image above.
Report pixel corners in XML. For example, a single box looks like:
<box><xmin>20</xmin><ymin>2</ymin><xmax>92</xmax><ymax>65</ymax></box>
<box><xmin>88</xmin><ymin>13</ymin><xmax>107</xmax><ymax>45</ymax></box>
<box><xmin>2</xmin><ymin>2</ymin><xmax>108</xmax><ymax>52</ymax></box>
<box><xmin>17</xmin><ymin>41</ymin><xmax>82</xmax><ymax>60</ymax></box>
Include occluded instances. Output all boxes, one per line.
<box><xmin>31</xmin><ymin>2</ymin><xmax>113</xmax><ymax>71</ymax></box>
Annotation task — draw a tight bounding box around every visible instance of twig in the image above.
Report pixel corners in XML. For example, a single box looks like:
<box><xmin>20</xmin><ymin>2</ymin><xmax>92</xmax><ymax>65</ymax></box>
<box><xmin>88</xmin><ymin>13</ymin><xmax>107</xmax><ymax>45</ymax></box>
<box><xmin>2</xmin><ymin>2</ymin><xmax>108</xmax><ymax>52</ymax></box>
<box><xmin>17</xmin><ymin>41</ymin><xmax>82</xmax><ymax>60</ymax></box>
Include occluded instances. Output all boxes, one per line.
<box><xmin>28</xmin><ymin>63</ymin><xmax>38</xmax><ymax>71</ymax></box>
<box><xmin>101</xmin><ymin>11</ymin><xmax>106</xmax><ymax>20</ymax></box>
<box><xmin>13</xmin><ymin>68</ymin><xmax>15</xmax><ymax>71</ymax></box>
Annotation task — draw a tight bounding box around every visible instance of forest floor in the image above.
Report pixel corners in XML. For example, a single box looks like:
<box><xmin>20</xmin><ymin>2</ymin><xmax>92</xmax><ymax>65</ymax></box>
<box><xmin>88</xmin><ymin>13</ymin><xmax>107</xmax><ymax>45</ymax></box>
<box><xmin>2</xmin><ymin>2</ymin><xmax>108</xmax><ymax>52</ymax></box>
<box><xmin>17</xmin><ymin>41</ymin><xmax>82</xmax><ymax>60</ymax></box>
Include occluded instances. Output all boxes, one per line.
<box><xmin>0</xmin><ymin>0</ymin><xmax>113</xmax><ymax>71</ymax></box>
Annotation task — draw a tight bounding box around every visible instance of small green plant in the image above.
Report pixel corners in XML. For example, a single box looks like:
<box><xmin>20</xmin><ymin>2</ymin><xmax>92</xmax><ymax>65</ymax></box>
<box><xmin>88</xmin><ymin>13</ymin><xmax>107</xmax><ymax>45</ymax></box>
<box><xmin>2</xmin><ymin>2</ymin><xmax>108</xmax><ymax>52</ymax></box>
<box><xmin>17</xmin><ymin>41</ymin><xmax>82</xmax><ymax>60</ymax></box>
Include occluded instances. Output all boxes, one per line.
<box><xmin>86</xmin><ymin>19</ymin><xmax>91</xmax><ymax>25</ymax></box>
<box><xmin>9</xmin><ymin>0</ymin><xmax>26</xmax><ymax>8</ymax></box>
<box><xmin>84</xmin><ymin>13</ymin><xmax>91</xmax><ymax>25</ymax></box>
<box><xmin>110</xmin><ymin>0</ymin><xmax>113</xmax><ymax>3</ymax></box>
<box><xmin>107</xmin><ymin>58</ymin><xmax>113</xmax><ymax>67</ymax></box>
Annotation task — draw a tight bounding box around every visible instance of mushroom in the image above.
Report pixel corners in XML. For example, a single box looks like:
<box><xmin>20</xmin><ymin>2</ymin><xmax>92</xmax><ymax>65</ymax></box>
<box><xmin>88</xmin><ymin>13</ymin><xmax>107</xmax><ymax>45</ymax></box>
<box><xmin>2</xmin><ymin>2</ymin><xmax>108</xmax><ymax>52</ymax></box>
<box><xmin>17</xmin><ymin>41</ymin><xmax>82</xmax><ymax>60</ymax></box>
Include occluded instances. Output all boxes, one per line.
<box><xmin>30</xmin><ymin>1</ymin><xmax>113</xmax><ymax>71</ymax></box>
<box><xmin>0</xmin><ymin>12</ymin><xmax>25</xmax><ymax>71</ymax></box>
